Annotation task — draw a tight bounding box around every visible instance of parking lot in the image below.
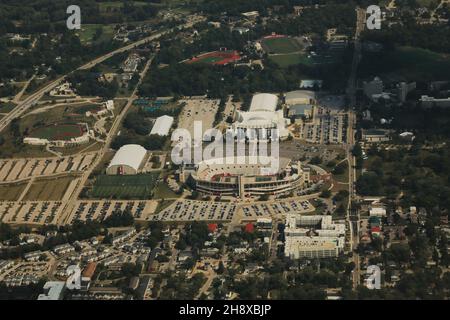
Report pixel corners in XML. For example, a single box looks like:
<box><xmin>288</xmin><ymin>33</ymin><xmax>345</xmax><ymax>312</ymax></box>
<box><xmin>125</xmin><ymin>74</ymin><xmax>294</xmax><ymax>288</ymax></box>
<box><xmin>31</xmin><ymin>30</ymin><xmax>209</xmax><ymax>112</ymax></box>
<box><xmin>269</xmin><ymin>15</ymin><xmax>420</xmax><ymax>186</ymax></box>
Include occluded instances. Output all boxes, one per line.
<box><xmin>151</xmin><ymin>198</ymin><xmax>315</xmax><ymax>222</ymax></box>
<box><xmin>302</xmin><ymin>108</ymin><xmax>348</xmax><ymax>144</ymax></box>
<box><xmin>152</xmin><ymin>200</ymin><xmax>238</xmax><ymax>222</ymax></box>
<box><xmin>0</xmin><ymin>153</ymin><xmax>96</xmax><ymax>183</ymax></box>
<box><xmin>177</xmin><ymin>98</ymin><xmax>220</xmax><ymax>138</ymax></box>
<box><xmin>68</xmin><ymin>200</ymin><xmax>158</xmax><ymax>223</ymax></box>
<box><xmin>0</xmin><ymin>201</ymin><xmax>63</xmax><ymax>225</ymax></box>
<box><xmin>280</xmin><ymin>140</ymin><xmax>344</xmax><ymax>163</ymax></box>
<box><xmin>240</xmin><ymin>199</ymin><xmax>314</xmax><ymax>218</ymax></box>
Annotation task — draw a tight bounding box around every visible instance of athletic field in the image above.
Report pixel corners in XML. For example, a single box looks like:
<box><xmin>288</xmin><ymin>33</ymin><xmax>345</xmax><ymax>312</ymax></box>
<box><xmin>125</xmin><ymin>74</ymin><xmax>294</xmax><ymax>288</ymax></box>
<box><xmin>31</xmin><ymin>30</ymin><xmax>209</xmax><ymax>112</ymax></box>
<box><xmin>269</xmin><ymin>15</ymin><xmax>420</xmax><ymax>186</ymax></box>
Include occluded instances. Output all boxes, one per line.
<box><xmin>91</xmin><ymin>173</ymin><xmax>160</xmax><ymax>199</ymax></box>
<box><xmin>187</xmin><ymin>50</ymin><xmax>241</xmax><ymax>65</ymax></box>
<box><xmin>29</xmin><ymin>123</ymin><xmax>85</xmax><ymax>141</ymax></box>
<box><xmin>261</xmin><ymin>36</ymin><xmax>303</xmax><ymax>54</ymax></box>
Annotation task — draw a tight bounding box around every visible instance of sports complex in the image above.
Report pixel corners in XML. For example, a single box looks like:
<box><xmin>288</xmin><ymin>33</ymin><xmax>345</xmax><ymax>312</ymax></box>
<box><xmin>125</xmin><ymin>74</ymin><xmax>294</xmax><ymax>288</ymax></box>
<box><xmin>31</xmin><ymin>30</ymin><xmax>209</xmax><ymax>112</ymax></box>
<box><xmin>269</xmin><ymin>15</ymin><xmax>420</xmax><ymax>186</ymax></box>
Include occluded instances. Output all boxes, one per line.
<box><xmin>186</xmin><ymin>156</ymin><xmax>310</xmax><ymax>199</ymax></box>
<box><xmin>260</xmin><ymin>34</ymin><xmax>304</xmax><ymax>54</ymax></box>
<box><xmin>91</xmin><ymin>173</ymin><xmax>160</xmax><ymax>199</ymax></box>
<box><xmin>24</xmin><ymin>123</ymin><xmax>90</xmax><ymax>147</ymax></box>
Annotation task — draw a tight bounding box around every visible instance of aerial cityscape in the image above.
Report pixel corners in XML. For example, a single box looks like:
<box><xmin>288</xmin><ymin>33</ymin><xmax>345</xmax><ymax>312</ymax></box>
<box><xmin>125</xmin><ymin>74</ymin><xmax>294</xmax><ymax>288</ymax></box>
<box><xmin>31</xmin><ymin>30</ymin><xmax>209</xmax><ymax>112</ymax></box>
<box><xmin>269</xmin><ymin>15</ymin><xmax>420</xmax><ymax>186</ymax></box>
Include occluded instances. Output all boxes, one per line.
<box><xmin>0</xmin><ymin>0</ymin><xmax>450</xmax><ymax>304</ymax></box>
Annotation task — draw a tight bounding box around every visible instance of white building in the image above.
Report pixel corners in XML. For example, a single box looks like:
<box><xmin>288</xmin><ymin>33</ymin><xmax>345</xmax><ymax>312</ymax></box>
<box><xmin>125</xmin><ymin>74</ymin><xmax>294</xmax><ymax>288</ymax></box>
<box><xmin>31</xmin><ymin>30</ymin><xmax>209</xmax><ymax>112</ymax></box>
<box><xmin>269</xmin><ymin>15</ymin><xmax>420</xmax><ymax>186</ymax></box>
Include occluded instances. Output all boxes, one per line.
<box><xmin>232</xmin><ymin>93</ymin><xmax>290</xmax><ymax>140</ymax></box>
<box><xmin>369</xmin><ymin>207</ymin><xmax>386</xmax><ymax>217</ymax></box>
<box><xmin>106</xmin><ymin>144</ymin><xmax>147</xmax><ymax>175</ymax></box>
<box><xmin>284</xmin><ymin>215</ymin><xmax>345</xmax><ymax>259</ymax></box>
<box><xmin>37</xmin><ymin>281</ymin><xmax>66</xmax><ymax>300</ymax></box>
<box><xmin>150</xmin><ymin>115</ymin><xmax>174</xmax><ymax>136</ymax></box>
<box><xmin>285</xmin><ymin>90</ymin><xmax>316</xmax><ymax>105</ymax></box>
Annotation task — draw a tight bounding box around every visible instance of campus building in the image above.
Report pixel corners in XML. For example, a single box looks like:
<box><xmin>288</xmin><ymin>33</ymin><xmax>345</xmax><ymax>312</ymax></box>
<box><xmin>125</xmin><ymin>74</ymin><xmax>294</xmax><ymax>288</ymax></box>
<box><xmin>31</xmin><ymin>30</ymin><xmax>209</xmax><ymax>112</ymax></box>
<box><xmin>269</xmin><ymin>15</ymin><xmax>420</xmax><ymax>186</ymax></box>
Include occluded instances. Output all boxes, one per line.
<box><xmin>187</xmin><ymin>156</ymin><xmax>309</xmax><ymax>199</ymax></box>
<box><xmin>106</xmin><ymin>144</ymin><xmax>147</xmax><ymax>175</ymax></box>
<box><xmin>150</xmin><ymin>115</ymin><xmax>174</xmax><ymax>136</ymax></box>
<box><xmin>231</xmin><ymin>93</ymin><xmax>290</xmax><ymax>140</ymax></box>
<box><xmin>284</xmin><ymin>215</ymin><xmax>345</xmax><ymax>259</ymax></box>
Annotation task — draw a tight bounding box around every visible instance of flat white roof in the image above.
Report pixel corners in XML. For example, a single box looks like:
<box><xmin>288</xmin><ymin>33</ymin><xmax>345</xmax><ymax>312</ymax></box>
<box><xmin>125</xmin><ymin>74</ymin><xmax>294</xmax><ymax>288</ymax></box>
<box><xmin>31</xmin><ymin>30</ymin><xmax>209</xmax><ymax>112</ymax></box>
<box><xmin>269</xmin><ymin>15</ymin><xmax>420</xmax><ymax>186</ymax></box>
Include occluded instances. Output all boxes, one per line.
<box><xmin>249</xmin><ymin>93</ymin><xmax>278</xmax><ymax>112</ymax></box>
<box><xmin>150</xmin><ymin>115</ymin><xmax>174</xmax><ymax>136</ymax></box>
<box><xmin>108</xmin><ymin>144</ymin><xmax>147</xmax><ymax>171</ymax></box>
<box><xmin>285</xmin><ymin>90</ymin><xmax>316</xmax><ymax>104</ymax></box>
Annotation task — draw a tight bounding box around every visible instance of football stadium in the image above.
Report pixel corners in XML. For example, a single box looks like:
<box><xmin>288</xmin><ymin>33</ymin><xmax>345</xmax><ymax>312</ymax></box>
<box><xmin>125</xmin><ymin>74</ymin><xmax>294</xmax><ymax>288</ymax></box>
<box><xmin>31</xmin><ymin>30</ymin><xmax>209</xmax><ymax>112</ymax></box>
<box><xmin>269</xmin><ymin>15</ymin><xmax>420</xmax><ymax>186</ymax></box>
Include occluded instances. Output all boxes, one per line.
<box><xmin>186</xmin><ymin>156</ymin><xmax>310</xmax><ymax>199</ymax></box>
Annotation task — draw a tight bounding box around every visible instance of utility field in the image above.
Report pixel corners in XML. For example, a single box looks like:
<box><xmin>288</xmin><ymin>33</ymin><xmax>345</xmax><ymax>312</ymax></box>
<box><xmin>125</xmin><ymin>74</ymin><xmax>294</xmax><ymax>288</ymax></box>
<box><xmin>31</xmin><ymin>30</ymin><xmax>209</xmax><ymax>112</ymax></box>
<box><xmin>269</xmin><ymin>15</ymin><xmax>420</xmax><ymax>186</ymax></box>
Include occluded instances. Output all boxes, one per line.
<box><xmin>91</xmin><ymin>173</ymin><xmax>160</xmax><ymax>199</ymax></box>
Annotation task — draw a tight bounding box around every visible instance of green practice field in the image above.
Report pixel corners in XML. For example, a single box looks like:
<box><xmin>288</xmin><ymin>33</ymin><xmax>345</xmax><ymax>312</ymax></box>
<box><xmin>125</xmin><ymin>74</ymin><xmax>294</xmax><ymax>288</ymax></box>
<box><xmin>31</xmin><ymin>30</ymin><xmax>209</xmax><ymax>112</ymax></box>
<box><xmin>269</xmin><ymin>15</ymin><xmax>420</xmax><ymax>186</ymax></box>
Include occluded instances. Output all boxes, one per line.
<box><xmin>29</xmin><ymin>123</ymin><xmax>84</xmax><ymax>141</ymax></box>
<box><xmin>261</xmin><ymin>36</ymin><xmax>303</xmax><ymax>54</ymax></box>
<box><xmin>91</xmin><ymin>173</ymin><xmax>160</xmax><ymax>199</ymax></box>
<box><xmin>269</xmin><ymin>53</ymin><xmax>313</xmax><ymax>68</ymax></box>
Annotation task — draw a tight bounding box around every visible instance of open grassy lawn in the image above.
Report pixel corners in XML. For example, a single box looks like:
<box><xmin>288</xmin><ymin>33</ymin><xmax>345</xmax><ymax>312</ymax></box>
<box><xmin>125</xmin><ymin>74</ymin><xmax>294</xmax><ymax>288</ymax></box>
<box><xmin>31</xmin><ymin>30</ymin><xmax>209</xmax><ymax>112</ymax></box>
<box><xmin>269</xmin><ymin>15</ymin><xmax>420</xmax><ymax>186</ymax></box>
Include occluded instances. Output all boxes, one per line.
<box><xmin>153</xmin><ymin>181</ymin><xmax>179</xmax><ymax>199</ymax></box>
<box><xmin>23</xmin><ymin>176</ymin><xmax>74</xmax><ymax>201</ymax></box>
<box><xmin>0</xmin><ymin>183</ymin><xmax>27</xmax><ymax>201</ymax></box>
<box><xmin>91</xmin><ymin>173</ymin><xmax>160</xmax><ymax>199</ymax></box>
<box><xmin>359</xmin><ymin>46</ymin><xmax>450</xmax><ymax>81</ymax></box>
<box><xmin>262</xmin><ymin>37</ymin><xmax>302</xmax><ymax>54</ymax></box>
<box><xmin>78</xmin><ymin>24</ymin><xmax>115</xmax><ymax>44</ymax></box>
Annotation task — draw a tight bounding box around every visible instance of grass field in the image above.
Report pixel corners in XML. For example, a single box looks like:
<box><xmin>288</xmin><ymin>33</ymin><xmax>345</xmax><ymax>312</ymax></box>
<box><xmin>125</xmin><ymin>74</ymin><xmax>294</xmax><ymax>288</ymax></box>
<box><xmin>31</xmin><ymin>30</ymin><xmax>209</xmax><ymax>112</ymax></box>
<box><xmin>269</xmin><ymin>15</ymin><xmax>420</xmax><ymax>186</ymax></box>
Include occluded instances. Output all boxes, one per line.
<box><xmin>269</xmin><ymin>53</ymin><xmax>313</xmax><ymax>68</ymax></box>
<box><xmin>261</xmin><ymin>36</ymin><xmax>303</xmax><ymax>54</ymax></box>
<box><xmin>359</xmin><ymin>46</ymin><xmax>450</xmax><ymax>82</ymax></box>
<box><xmin>29</xmin><ymin>123</ymin><xmax>85</xmax><ymax>141</ymax></box>
<box><xmin>0</xmin><ymin>183</ymin><xmax>27</xmax><ymax>201</ymax></box>
<box><xmin>23</xmin><ymin>176</ymin><xmax>74</xmax><ymax>201</ymax></box>
<box><xmin>91</xmin><ymin>173</ymin><xmax>160</xmax><ymax>199</ymax></box>
<box><xmin>153</xmin><ymin>181</ymin><xmax>179</xmax><ymax>199</ymax></box>
<box><xmin>78</xmin><ymin>24</ymin><xmax>115</xmax><ymax>44</ymax></box>
<box><xmin>0</xmin><ymin>102</ymin><xmax>16</xmax><ymax>113</ymax></box>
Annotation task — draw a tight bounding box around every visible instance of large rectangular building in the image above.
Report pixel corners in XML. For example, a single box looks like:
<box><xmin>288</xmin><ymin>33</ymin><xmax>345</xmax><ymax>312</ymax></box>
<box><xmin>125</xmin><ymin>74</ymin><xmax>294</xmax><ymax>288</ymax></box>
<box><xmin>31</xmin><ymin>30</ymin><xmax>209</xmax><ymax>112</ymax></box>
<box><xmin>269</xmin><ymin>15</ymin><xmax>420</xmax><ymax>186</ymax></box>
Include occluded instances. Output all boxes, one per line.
<box><xmin>284</xmin><ymin>215</ymin><xmax>345</xmax><ymax>259</ymax></box>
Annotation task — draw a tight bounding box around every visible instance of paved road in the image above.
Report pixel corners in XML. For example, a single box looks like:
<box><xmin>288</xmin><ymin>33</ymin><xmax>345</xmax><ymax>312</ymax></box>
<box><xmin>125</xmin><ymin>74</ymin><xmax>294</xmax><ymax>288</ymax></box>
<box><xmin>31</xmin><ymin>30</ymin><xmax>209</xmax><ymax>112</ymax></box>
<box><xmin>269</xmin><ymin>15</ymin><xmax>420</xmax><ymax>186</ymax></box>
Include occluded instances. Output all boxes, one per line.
<box><xmin>346</xmin><ymin>7</ymin><xmax>365</xmax><ymax>289</ymax></box>
<box><xmin>58</xmin><ymin>56</ymin><xmax>154</xmax><ymax>225</ymax></box>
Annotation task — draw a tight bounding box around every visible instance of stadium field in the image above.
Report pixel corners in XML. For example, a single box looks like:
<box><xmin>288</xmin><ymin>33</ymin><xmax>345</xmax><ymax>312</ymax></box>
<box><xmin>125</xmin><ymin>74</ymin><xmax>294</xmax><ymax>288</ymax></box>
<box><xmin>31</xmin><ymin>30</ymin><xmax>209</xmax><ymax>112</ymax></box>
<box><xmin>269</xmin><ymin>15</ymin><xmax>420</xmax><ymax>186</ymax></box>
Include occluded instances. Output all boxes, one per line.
<box><xmin>29</xmin><ymin>123</ymin><xmax>85</xmax><ymax>141</ymax></box>
<box><xmin>91</xmin><ymin>173</ymin><xmax>160</xmax><ymax>199</ymax></box>
<box><xmin>261</xmin><ymin>36</ymin><xmax>302</xmax><ymax>54</ymax></box>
